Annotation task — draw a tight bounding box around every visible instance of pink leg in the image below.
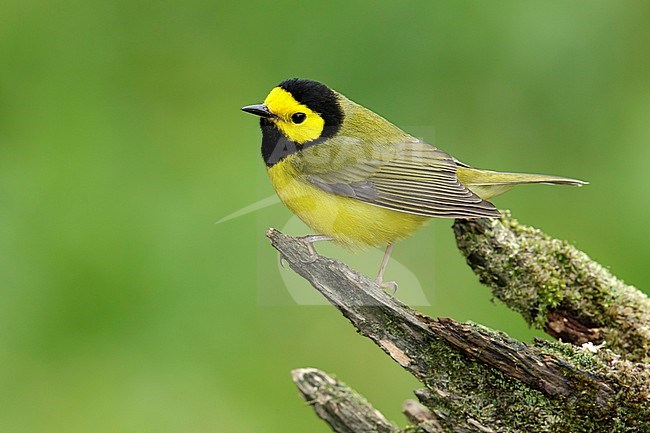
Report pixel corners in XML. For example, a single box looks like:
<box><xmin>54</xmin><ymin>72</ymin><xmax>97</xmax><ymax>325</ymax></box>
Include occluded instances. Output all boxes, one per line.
<box><xmin>375</xmin><ymin>244</ymin><xmax>398</xmax><ymax>294</ymax></box>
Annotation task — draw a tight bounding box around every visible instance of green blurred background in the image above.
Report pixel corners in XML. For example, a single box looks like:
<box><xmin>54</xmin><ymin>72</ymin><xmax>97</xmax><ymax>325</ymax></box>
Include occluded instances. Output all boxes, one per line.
<box><xmin>1</xmin><ymin>1</ymin><xmax>649</xmax><ymax>432</ymax></box>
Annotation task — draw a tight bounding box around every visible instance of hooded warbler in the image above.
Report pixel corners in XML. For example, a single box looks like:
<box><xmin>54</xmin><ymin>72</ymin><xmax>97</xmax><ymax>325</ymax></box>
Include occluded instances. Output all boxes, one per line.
<box><xmin>242</xmin><ymin>78</ymin><xmax>586</xmax><ymax>288</ymax></box>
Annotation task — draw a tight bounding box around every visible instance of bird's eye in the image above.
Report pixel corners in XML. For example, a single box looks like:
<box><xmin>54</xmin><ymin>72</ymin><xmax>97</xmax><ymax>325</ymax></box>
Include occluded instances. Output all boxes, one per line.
<box><xmin>291</xmin><ymin>112</ymin><xmax>306</xmax><ymax>124</ymax></box>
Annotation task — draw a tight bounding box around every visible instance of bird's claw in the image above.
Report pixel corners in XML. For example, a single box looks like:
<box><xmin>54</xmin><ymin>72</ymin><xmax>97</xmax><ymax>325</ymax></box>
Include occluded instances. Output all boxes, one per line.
<box><xmin>300</xmin><ymin>251</ymin><xmax>319</xmax><ymax>264</ymax></box>
<box><xmin>296</xmin><ymin>235</ymin><xmax>332</xmax><ymax>263</ymax></box>
<box><xmin>375</xmin><ymin>278</ymin><xmax>398</xmax><ymax>297</ymax></box>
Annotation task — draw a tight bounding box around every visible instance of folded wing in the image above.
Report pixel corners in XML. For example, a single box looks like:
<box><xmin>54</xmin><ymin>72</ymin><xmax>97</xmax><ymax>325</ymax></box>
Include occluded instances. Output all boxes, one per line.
<box><xmin>304</xmin><ymin>141</ymin><xmax>501</xmax><ymax>219</ymax></box>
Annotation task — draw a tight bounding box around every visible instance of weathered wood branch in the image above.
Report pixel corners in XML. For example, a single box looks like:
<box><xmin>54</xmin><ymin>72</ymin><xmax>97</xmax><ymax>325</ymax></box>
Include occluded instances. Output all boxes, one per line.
<box><xmin>453</xmin><ymin>212</ymin><xmax>650</xmax><ymax>362</ymax></box>
<box><xmin>267</xmin><ymin>228</ymin><xmax>649</xmax><ymax>433</ymax></box>
<box><xmin>292</xmin><ymin>368</ymin><xmax>451</xmax><ymax>433</ymax></box>
<box><xmin>292</xmin><ymin>368</ymin><xmax>400</xmax><ymax>433</ymax></box>
<box><xmin>402</xmin><ymin>399</ymin><xmax>447</xmax><ymax>433</ymax></box>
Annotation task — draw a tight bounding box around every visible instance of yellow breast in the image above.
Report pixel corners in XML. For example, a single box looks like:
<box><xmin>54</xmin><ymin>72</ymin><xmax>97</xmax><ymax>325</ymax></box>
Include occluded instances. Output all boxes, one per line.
<box><xmin>267</xmin><ymin>159</ymin><xmax>429</xmax><ymax>249</ymax></box>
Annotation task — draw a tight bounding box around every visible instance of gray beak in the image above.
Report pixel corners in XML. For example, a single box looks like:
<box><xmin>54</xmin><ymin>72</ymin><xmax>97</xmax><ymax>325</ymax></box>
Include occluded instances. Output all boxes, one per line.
<box><xmin>241</xmin><ymin>104</ymin><xmax>273</xmax><ymax>118</ymax></box>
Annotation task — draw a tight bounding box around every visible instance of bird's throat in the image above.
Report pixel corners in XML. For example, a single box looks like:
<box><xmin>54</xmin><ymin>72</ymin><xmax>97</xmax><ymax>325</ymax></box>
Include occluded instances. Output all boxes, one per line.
<box><xmin>260</xmin><ymin>119</ymin><xmax>321</xmax><ymax>167</ymax></box>
<box><xmin>261</xmin><ymin>119</ymin><xmax>299</xmax><ymax>167</ymax></box>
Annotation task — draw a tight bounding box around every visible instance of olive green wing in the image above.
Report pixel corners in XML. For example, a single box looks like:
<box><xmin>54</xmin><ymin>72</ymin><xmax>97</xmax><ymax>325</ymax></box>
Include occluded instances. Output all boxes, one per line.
<box><xmin>303</xmin><ymin>141</ymin><xmax>500</xmax><ymax>218</ymax></box>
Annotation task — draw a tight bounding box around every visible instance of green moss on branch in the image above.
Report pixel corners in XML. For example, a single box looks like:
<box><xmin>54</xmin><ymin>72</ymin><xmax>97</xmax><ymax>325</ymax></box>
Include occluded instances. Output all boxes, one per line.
<box><xmin>269</xmin><ymin>228</ymin><xmax>649</xmax><ymax>433</ymax></box>
<box><xmin>453</xmin><ymin>212</ymin><xmax>650</xmax><ymax>362</ymax></box>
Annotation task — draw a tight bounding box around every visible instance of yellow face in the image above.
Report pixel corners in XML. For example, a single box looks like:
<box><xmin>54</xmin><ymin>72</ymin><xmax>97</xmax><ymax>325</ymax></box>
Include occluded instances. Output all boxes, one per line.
<box><xmin>263</xmin><ymin>87</ymin><xmax>325</xmax><ymax>144</ymax></box>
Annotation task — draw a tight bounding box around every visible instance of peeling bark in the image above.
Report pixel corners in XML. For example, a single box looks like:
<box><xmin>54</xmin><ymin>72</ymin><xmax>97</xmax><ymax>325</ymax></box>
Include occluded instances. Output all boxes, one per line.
<box><xmin>267</xmin><ymin>215</ymin><xmax>649</xmax><ymax>432</ymax></box>
<box><xmin>453</xmin><ymin>212</ymin><xmax>649</xmax><ymax>362</ymax></box>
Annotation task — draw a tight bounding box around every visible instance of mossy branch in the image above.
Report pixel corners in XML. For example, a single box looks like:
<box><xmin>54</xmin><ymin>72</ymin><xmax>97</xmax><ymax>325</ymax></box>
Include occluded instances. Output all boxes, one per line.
<box><xmin>292</xmin><ymin>368</ymin><xmax>450</xmax><ymax>433</ymax></box>
<box><xmin>268</xmin><ymin>227</ymin><xmax>649</xmax><ymax>433</ymax></box>
<box><xmin>292</xmin><ymin>368</ymin><xmax>401</xmax><ymax>433</ymax></box>
<box><xmin>453</xmin><ymin>212</ymin><xmax>650</xmax><ymax>362</ymax></box>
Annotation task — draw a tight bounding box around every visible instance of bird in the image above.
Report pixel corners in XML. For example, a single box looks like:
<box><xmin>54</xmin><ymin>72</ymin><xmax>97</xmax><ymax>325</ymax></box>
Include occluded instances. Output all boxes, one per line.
<box><xmin>242</xmin><ymin>78</ymin><xmax>586</xmax><ymax>290</ymax></box>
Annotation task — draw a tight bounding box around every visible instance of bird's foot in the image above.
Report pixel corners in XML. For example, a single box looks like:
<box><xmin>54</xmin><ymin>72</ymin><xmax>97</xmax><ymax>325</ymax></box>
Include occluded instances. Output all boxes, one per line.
<box><xmin>297</xmin><ymin>235</ymin><xmax>332</xmax><ymax>263</ymax></box>
<box><xmin>375</xmin><ymin>277</ymin><xmax>398</xmax><ymax>297</ymax></box>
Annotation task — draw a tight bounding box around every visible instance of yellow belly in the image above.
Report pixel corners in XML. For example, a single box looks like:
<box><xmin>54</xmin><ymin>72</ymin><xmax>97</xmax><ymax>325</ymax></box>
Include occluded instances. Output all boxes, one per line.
<box><xmin>268</xmin><ymin>160</ymin><xmax>429</xmax><ymax>249</ymax></box>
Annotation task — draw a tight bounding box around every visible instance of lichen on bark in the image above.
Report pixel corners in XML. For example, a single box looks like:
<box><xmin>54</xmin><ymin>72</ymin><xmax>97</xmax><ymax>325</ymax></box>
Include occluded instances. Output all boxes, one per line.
<box><xmin>453</xmin><ymin>212</ymin><xmax>650</xmax><ymax>362</ymax></box>
<box><xmin>268</xmin><ymin>227</ymin><xmax>649</xmax><ymax>433</ymax></box>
